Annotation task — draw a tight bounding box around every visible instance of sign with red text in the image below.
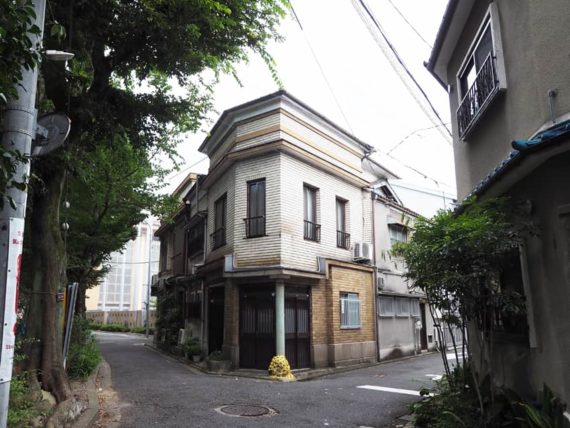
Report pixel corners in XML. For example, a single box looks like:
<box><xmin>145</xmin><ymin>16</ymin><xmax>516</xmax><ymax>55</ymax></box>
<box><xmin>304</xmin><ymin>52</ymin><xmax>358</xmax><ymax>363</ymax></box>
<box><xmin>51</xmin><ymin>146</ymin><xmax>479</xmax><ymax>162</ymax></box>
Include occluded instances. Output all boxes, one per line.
<box><xmin>0</xmin><ymin>218</ymin><xmax>24</xmax><ymax>382</ymax></box>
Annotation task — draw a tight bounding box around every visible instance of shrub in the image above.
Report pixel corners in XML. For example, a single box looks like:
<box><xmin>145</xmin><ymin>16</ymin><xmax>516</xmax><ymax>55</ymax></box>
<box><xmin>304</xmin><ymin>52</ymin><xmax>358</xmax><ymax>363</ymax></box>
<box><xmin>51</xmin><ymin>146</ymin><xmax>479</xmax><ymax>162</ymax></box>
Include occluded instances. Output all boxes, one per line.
<box><xmin>7</xmin><ymin>372</ymin><xmax>47</xmax><ymax>428</ymax></box>
<box><xmin>183</xmin><ymin>338</ymin><xmax>201</xmax><ymax>356</ymax></box>
<box><xmin>66</xmin><ymin>317</ymin><xmax>101</xmax><ymax>379</ymax></box>
<box><xmin>208</xmin><ymin>350</ymin><xmax>225</xmax><ymax>361</ymax></box>
<box><xmin>66</xmin><ymin>336</ymin><xmax>101</xmax><ymax>379</ymax></box>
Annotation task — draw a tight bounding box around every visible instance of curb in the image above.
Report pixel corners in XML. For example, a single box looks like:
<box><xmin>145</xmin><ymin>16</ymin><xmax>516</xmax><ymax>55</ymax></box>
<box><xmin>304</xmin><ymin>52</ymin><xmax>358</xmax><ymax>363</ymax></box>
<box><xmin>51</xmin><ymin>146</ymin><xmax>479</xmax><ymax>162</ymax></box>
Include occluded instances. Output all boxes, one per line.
<box><xmin>71</xmin><ymin>361</ymin><xmax>105</xmax><ymax>428</ymax></box>
<box><xmin>144</xmin><ymin>343</ymin><xmax>438</xmax><ymax>382</ymax></box>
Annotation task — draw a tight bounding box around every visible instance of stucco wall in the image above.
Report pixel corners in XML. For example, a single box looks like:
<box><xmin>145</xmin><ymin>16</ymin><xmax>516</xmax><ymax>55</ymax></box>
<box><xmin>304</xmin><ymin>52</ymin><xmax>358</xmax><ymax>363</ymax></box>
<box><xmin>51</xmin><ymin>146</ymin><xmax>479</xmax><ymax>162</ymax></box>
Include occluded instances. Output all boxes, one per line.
<box><xmin>446</xmin><ymin>0</ymin><xmax>570</xmax><ymax>199</ymax></box>
<box><xmin>504</xmin><ymin>151</ymin><xmax>570</xmax><ymax>404</ymax></box>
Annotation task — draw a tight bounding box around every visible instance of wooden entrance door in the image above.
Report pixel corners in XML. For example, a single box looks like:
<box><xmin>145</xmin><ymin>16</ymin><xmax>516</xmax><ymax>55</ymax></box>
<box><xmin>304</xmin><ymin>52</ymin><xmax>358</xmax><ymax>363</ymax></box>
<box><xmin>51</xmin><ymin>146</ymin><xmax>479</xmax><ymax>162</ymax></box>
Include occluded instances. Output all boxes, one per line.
<box><xmin>239</xmin><ymin>288</ymin><xmax>275</xmax><ymax>369</ymax></box>
<box><xmin>285</xmin><ymin>289</ymin><xmax>311</xmax><ymax>369</ymax></box>
<box><xmin>208</xmin><ymin>287</ymin><xmax>224</xmax><ymax>353</ymax></box>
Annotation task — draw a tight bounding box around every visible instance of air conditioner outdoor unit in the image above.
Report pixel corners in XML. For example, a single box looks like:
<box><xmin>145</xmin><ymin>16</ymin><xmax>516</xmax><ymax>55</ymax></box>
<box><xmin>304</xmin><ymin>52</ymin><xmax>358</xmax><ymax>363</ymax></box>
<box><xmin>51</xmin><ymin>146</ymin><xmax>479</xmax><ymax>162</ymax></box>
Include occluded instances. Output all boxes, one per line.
<box><xmin>377</xmin><ymin>275</ymin><xmax>385</xmax><ymax>293</ymax></box>
<box><xmin>353</xmin><ymin>242</ymin><xmax>373</xmax><ymax>262</ymax></box>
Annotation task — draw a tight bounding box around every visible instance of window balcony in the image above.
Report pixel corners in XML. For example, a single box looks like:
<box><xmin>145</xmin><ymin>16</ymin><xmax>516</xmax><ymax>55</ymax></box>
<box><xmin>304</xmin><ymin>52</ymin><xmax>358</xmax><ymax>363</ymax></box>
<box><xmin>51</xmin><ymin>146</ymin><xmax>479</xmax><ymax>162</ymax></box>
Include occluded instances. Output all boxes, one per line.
<box><xmin>211</xmin><ymin>227</ymin><xmax>226</xmax><ymax>250</ymax></box>
<box><xmin>337</xmin><ymin>230</ymin><xmax>351</xmax><ymax>249</ymax></box>
<box><xmin>457</xmin><ymin>54</ymin><xmax>500</xmax><ymax>139</ymax></box>
<box><xmin>244</xmin><ymin>216</ymin><xmax>265</xmax><ymax>238</ymax></box>
<box><xmin>304</xmin><ymin>220</ymin><xmax>321</xmax><ymax>242</ymax></box>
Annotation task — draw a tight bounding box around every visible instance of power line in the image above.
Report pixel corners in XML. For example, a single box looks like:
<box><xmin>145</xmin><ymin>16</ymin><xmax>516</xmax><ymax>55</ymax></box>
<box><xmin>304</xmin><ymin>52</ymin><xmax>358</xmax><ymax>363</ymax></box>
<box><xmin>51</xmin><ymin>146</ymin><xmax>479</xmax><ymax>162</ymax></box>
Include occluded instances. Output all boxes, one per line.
<box><xmin>385</xmin><ymin>0</ymin><xmax>432</xmax><ymax>49</ymax></box>
<box><xmin>288</xmin><ymin>0</ymin><xmax>355</xmax><ymax>134</ymax></box>
<box><xmin>352</xmin><ymin>0</ymin><xmax>452</xmax><ymax>142</ymax></box>
<box><xmin>165</xmin><ymin>156</ymin><xmax>209</xmax><ymax>181</ymax></box>
<box><xmin>374</xmin><ymin>148</ymin><xmax>454</xmax><ymax>190</ymax></box>
<box><xmin>107</xmin><ymin>260</ymin><xmax>160</xmax><ymax>265</ymax></box>
<box><xmin>386</xmin><ymin>123</ymin><xmax>449</xmax><ymax>155</ymax></box>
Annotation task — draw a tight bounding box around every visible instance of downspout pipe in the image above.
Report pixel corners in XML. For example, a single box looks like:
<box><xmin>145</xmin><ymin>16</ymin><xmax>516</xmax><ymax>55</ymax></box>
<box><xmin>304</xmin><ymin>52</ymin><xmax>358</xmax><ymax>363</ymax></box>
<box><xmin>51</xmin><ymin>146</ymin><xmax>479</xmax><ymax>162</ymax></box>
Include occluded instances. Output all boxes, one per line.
<box><xmin>370</xmin><ymin>189</ymin><xmax>381</xmax><ymax>363</ymax></box>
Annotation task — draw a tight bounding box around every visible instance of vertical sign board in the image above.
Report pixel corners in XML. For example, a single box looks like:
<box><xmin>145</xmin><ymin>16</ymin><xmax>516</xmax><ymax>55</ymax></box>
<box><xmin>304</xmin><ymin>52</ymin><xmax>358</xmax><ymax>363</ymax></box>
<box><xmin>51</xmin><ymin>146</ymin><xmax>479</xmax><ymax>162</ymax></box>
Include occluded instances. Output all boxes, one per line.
<box><xmin>0</xmin><ymin>218</ymin><xmax>24</xmax><ymax>383</ymax></box>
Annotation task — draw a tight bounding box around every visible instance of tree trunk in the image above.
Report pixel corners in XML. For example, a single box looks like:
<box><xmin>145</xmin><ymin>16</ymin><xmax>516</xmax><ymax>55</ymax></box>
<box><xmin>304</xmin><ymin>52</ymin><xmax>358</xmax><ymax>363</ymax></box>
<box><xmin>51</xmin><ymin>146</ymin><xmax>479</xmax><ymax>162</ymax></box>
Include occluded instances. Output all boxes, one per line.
<box><xmin>23</xmin><ymin>162</ymin><xmax>71</xmax><ymax>402</ymax></box>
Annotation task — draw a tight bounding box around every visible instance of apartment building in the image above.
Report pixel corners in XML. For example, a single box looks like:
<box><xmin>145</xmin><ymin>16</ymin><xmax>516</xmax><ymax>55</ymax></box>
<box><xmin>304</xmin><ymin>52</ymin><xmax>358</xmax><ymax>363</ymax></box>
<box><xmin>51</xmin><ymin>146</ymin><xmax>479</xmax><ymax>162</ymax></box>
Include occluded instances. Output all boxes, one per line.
<box><xmin>426</xmin><ymin>0</ymin><xmax>570</xmax><ymax>404</ymax></box>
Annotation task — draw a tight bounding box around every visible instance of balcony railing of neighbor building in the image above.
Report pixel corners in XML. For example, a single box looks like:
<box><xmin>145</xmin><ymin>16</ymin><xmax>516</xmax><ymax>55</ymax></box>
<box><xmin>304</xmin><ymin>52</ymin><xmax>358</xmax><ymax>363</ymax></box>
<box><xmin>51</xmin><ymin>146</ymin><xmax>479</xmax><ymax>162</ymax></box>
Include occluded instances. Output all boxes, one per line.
<box><xmin>457</xmin><ymin>53</ymin><xmax>499</xmax><ymax>139</ymax></box>
<box><xmin>337</xmin><ymin>230</ymin><xmax>351</xmax><ymax>249</ymax></box>
<box><xmin>304</xmin><ymin>220</ymin><xmax>321</xmax><ymax>242</ymax></box>
<box><xmin>244</xmin><ymin>216</ymin><xmax>265</xmax><ymax>238</ymax></box>
<box><xmin>211</xmin><ymin>227</ymin><xmax>226</xmax><ymax>250</ymax></box>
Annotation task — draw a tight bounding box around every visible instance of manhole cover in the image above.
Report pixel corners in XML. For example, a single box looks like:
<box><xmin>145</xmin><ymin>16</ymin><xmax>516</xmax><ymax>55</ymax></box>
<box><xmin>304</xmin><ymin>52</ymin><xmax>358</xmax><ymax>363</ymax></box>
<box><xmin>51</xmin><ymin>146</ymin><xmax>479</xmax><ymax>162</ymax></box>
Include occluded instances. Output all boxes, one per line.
<box><xmin>216</xmin><ymin>404</ymin><xmax>277</xmax><ymax>417</ymax></box>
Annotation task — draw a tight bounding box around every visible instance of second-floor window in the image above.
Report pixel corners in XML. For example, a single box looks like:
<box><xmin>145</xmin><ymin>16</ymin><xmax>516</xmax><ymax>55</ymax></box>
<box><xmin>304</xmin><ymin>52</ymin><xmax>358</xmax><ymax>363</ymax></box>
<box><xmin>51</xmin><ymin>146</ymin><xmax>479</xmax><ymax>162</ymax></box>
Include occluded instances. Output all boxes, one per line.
<box><xmin>456</xmin><ymin>4</ymin><xmax>506</xmax><ymax>139</ymax></box>
<box><xmin>389</xmin><ymin>224</ymin><xmax>407</xmax><ymax>248</ymax></box>
<box><xmin>212</xmin><ymin>194</ymin><xmax>226</xmax><ymax>249</ymax></box>
<box><xmin>245</xmin><ymin>179</ymin><xmax>266</xmax><ymax>238</ymax></box>
<box><xmin>303</xmin><ymin>184</ymin><xmax>320</xmax><ymax>242</ymax></box>
<box><xmin>187</xmin><ymin>219</ymin><xmax>205</xmax><ymax>257</ymax></box>
<box><xmin>336</xmin><ymin>198</ymin><xmax>350</xmax><ymax>249</ymax></box>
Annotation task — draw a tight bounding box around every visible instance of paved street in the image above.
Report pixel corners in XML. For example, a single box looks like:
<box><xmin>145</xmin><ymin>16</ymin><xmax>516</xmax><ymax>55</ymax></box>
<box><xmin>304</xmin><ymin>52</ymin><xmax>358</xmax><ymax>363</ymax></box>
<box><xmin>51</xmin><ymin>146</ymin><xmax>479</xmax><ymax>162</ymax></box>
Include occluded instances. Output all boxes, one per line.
<box><xmin>96</xmin><ymin>332</ymin><xmax>447</xmax><ymax>427</ymax></box>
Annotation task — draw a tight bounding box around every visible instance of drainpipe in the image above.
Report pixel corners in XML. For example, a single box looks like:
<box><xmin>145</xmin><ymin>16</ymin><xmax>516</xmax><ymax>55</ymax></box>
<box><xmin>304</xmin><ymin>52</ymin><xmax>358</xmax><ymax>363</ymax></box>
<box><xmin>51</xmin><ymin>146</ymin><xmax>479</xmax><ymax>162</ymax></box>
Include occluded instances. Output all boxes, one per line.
<box><xmin>370</xmin><ymin>189</ymin><xmax>381</xmax><ymax>363</ymax></box>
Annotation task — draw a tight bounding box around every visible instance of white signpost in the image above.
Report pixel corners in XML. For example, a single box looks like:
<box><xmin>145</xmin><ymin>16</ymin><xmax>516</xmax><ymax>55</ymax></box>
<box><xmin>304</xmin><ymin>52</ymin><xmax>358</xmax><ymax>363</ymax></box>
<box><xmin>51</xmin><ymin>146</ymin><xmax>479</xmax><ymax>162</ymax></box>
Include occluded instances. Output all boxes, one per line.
<box><xmin>0</xmin><ymin>218</ymin><xmax>24</xmax><ymax>383</ymax></box>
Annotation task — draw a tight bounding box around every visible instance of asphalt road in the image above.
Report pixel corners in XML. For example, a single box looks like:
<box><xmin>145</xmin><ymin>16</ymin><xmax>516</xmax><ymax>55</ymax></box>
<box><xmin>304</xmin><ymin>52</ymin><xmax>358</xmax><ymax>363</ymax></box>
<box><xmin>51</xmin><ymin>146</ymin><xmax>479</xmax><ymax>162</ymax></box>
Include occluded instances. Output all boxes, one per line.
<box><xmin>96</xmin><ymin>332</ymin><xmax>446</xmax><ymax>428</ymax></box>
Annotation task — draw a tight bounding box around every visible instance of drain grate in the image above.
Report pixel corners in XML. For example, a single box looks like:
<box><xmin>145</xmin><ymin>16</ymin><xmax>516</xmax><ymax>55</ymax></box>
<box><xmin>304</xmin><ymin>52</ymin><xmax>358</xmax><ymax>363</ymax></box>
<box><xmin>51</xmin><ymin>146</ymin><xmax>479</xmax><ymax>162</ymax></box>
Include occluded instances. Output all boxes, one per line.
<box><xmin>216</xmin><ymin>404</ymin><xmax>277</xmax><ymax>418</ymax></box>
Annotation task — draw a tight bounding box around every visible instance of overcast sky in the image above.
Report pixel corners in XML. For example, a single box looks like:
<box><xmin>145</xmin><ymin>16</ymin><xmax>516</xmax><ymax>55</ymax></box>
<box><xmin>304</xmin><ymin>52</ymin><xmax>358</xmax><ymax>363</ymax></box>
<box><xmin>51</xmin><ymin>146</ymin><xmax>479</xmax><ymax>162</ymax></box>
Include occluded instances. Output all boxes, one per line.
<box><xmin>165</xmin><ymin>0</ymin><xmax>455</xmax><ymax>196</ymax></box>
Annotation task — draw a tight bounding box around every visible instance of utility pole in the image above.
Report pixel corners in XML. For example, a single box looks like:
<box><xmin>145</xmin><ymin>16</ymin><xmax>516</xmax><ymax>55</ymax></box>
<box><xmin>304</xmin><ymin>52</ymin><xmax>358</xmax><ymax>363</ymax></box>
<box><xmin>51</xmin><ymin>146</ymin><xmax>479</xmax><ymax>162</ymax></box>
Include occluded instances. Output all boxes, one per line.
<box><xmin>145</xmin><ymin>219</ymin><xmax>153</xmax><ymax>338</ymax></box>
<box><xmin>0</xmin><ymin>1</ymin><xmax>46</xmax><ymax>426</ymax></box>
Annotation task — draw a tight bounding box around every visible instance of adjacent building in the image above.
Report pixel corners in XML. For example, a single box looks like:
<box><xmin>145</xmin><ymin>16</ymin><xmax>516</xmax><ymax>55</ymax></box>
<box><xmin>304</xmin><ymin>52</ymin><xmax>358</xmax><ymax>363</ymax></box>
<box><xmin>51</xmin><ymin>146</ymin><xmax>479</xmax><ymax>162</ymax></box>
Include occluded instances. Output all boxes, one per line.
<box><xmin>426</xmin><ymin>0</ymin><xmax>570</xmax><ymax>404</ymax></box>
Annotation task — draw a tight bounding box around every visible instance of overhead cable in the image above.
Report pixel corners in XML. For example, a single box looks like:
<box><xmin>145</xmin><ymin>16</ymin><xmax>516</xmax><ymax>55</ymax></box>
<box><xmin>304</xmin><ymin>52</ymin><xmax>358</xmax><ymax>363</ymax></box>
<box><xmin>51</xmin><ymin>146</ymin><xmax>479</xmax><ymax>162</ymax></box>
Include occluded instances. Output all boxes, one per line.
<box><xmin>288</xmin><ymin>0</ymin><xmax>355</xmax><ymax>133</ymax></box>
<box><xmin>352</xmin><ymin>0</ymin><xmax>452</xmax><ymax>143</ymax></box>
<box><xmin>385</xmin><ymin>0</ymin><xmax>433</xmax><ymax>49</ymax></box>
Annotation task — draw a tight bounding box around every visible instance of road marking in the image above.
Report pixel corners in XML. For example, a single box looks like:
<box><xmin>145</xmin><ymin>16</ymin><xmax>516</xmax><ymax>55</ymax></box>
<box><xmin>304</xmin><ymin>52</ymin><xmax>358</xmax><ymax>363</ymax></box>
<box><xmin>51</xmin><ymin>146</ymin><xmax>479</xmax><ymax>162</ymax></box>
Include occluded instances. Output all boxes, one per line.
<box><xmin>425</xmin><ymin>374</ymin><xmax>442</xmax><ymax>381</ymax></box>
<box><xmin>357</xmin><ymin>385</ymin><xmax>433</xmax><ymax>397</ymax></box>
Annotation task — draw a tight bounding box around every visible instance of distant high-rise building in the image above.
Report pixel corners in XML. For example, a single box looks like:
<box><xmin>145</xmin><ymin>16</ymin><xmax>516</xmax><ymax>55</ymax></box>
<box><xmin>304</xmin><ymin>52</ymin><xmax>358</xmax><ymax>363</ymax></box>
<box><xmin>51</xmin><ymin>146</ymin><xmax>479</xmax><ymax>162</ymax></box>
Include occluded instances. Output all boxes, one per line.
<box><xmin>86</xmin><ymin>218</ymin><xmax>161</xmax><ymax>311</ymax></box>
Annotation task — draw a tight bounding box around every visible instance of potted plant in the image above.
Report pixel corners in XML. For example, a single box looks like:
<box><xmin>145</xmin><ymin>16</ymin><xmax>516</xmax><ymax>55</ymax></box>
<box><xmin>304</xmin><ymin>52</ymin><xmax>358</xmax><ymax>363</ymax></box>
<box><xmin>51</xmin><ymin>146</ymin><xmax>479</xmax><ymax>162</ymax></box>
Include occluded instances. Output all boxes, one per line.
<box><xmin>207</xmin><ymin>350</ymin><xmax>232</xmax><ymax>372</ymax></box>
<box><xmin>183</xmin><ymin>338</ymin><xmax>201</xmax><ymax>362</ymax></box>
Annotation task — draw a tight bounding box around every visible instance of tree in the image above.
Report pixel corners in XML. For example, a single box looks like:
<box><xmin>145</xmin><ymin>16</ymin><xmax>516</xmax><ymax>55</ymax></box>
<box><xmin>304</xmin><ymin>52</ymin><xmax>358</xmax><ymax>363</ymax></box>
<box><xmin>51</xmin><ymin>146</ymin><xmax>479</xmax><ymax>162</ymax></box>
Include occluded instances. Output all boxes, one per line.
<box><xmin>20</xmin><ymin>0</ymin><xmax>286</xmax><ymax>402</ymax></box>
<box><xmin>64</xmin><ymin>137</ymin><xmax>176</xmax><ymax>315</ymax></box>
<box><xmin>393</xmin><ymin>198</ymin><xmax>533</xmax><ymax>420</ymax></box>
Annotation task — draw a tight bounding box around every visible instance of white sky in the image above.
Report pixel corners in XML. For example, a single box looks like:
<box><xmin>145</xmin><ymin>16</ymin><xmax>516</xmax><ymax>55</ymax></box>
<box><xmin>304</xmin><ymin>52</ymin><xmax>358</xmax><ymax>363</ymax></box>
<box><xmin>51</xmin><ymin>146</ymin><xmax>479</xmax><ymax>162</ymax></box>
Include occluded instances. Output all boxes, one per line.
<box><xmin>164</xmin><ymin>0</ymin><xmax>455</xmax><ymax>196</ymax></box>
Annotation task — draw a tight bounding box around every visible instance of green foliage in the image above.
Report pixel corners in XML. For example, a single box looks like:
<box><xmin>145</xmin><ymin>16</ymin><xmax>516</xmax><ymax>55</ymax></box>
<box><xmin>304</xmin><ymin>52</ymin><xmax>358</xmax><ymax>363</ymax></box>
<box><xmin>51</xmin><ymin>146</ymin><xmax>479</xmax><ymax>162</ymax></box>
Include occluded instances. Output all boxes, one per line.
<box><xmin>156</xmin><ymin>291</ymin><xmax>184</xmax><ymax>348</ymax></box>
<box><xmin>89</xmin><ymin>323</ymin><xmax>154</xmax><ymax>334</ymax></box>
<box><xmin>392</xmin><ymin>197</ymin><xmax>532</xmax><ymax>331</ymax></box>
<box><xmin>412</xmin><ymin>366</ymin><xmax>481</xmax><ymax>428</ymax></box>
<box><xmin>0</xmin><ymin>0</ymin><xmax>41</xmax><ymax>106</ymax></box>
<box><xmin>413</xmin><ymin>368</ymin><xmax>570</xmax><ymax>428</ymax></box>
<box><xmin>66</xmin><ymin>338</ymin><xmax>101</xmax><ymax>379</ymax></box>
<box><xmin>7</xmin><ymin>373</ymin><xmax>48</xmax><ymax>428</ymax></box>
<box><xmin>208</xmin><ymin>350</ymin><xmax>225</xmax><ymax>361</ymax></box>
<box><xmin>66</xmin><ymin>316</ymin><xmax>101</xmax><ymax>379</ymax></box>
<box><xmin>184</xmin><ymin>337</ymin><xmax>201</xmax><ymax>356</ymax></box>
<box><xmin>515</xmin><ymin>385</ymin><xmax>570</xmax><ymax>428</ymax></box>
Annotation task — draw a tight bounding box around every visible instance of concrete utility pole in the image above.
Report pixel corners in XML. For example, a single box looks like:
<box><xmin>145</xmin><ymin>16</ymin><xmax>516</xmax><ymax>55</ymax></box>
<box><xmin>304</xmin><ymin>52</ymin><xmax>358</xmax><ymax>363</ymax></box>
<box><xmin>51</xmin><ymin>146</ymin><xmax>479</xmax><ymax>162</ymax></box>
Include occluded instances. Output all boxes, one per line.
<box><xmin>145</xmin><ymin>220</ymin><xmax>153</xmax><ymax>338</ymax></box>
<box><xmin>0</xmin><ymin>1</ymin><xmax>46</xmax><ymax>426</ymax></box>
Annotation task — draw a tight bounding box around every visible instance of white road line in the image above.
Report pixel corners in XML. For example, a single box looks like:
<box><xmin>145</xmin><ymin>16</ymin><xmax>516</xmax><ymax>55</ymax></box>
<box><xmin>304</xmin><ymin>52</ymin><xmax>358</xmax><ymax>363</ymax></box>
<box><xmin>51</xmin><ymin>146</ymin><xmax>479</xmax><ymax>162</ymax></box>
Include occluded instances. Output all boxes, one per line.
<box><xmin>357</xmin><ymin>385</ymin><xmax>433</xmax><ymax>397</ymax></box>
<box><xmin>425</xmin><ymin>374</ymin><xmax>442</xmax><ymax>381</ymax></box>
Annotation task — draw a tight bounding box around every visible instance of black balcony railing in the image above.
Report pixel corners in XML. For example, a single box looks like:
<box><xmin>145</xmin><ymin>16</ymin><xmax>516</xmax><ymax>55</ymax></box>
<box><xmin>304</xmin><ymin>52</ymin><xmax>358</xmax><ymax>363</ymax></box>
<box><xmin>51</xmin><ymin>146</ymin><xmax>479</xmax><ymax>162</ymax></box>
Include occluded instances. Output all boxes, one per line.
<box><xmin>244</xmin><ymin>216</ymin><xmax>265</xmax><ymax>238</ymax></box>
<box><xmin>211</xmin><ymin>227</ymin><xmax>226</xmax><ymax>249</ymax></box>
<box><xmin>304</xmin><ymin>220</ymin><xmax>321</xmax><ymax>242</ymax></box>
<box><xmin>337</xmin><ymin>230</ymin><xmax>351</xmax><ymax>249</ymax></box>
<box><xmin>457</xmin><ymin>53</ymin><xmax>499</xmax><ymax>139</ymax></box>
